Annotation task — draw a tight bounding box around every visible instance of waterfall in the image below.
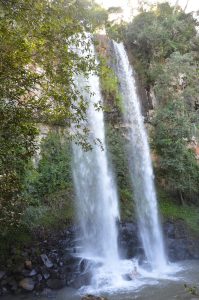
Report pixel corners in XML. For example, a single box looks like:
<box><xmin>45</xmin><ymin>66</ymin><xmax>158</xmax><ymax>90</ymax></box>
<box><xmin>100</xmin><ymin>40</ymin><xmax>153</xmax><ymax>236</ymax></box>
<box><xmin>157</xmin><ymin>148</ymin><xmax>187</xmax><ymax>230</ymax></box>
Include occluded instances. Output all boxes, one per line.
<box><xmin>113</xmin><ymin>42</ymin><xmax>167</xmax><ymax>272</ymax></box>
<box><xmin>72</xmin><ymin>42</ymin><xmax>120</xmax><ymax>268</ymax></box>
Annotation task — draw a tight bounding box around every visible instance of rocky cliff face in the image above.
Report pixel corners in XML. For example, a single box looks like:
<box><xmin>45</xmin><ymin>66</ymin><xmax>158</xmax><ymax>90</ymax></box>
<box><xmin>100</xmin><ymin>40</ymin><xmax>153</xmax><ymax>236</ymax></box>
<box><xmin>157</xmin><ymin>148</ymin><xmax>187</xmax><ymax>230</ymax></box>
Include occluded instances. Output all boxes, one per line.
<box><xmin>119</xmin><ymin>221</ymin><xmax>199</xmax><ymax>262</ymax></box>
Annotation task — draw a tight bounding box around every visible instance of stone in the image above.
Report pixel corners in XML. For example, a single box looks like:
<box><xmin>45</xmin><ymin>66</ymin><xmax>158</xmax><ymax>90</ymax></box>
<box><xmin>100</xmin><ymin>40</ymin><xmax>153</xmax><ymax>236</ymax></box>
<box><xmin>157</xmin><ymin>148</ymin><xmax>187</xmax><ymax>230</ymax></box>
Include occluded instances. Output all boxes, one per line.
<box><xmin>22</xmin><ymin>269</ymin><xmax>31</xmax><ymax>277</ymax></box>
<box><xmin>42</xmin><ymin>271</ymin><xmax>50</xmax><ymax>280</ymax></box>
<box><xmin>29</xmin><ymin>269</ymin><xmax>37</xmax><ymax>276</ymax></box>
<box><xmin>47</xmin><ymin>279</ymin><xmax>65</xmax><ymax>290</ymax></box>
<box><xmin>122</xmin><ymin>273</ymin><xmax>132</xmax><ymax>281</ymax></box>
<box><xmin>14</xmin><ymin>263</ymin><xmax>24</xmax><ymax>274</ymax></box>
<box><xmin>40</xmin><ymin>254</ymin><xmax>53</xmax><ymax>268</ymax></box>
<box><xmin>25</xmin><ymin>260</ymin><xmax>32</xmax><ymax>270</ymax></box>
<box><xmin>71</xmin><ymin>272</ymin><xmax>92</xmax><ymax>289</ymax></box>
<box><xmin>0</xmin><ymin>271</ymin><xmax>5</xmax><ymax>280</ymax></box>
<box><xmin>2</xmin><ymin>287</ymin><xmax>8</xmax><ymax>295</ymax></box>
<box><xmin>8</xmin><ymin>278</ymin><xmax>18</xmax><ymax>291</ymax></box>
<box><xmin>19</xmin><ymin>278</ymin><xmax>35</xmax><ymax>291</ymax></box>
<box><xmin>81</xmin><ymin>295</ymin><xmax>108</xmax><ymax>300</ymax></box>
<box><xmin>1</xmin><ymin>279</ymin><xmax>9</xmax><ymax>286</ymax></box>
<box><xmin>37</xmin><ymin>274</ymin><xmax>43</xmax><ymax>282</ymax></box>
<box><xmin>62</xmin><ymin>253</ymin><xmax>79</xmax><ymax>265</ymax></box>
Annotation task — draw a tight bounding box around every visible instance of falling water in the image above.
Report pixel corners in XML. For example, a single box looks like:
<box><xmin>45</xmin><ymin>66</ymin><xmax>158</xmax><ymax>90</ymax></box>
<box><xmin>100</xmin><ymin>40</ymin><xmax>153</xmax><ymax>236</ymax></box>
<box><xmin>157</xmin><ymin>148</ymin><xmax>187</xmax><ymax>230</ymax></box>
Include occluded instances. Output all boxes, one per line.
<box><xmin>113</xmin><ymin>42</ymin><xmax>167</xmax><ymax>272</ymax></box>
<box><xmin>72</xmin><ymin>42</ymin><xmax>120</xmax><ymax>269</ymax></box>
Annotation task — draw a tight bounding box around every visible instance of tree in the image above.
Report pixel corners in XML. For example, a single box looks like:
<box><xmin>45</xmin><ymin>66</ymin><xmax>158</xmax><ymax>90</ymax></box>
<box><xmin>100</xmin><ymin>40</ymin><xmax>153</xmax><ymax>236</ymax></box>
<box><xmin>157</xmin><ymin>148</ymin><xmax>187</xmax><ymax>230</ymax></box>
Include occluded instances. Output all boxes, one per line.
<box><xmin>125</xmin><ymin>2</ymin><xmax>198</xmax><ymax>84</ymax></box>
<box><xmin>153</xmin><ymin>100</ymin><xmax>199</xmax><ymax>204</ymax></box>
<box><xmin>154</xmin><ymin>51</ymin><xmax>199</xmax><ymax>109</ymax></box>
<box><xmin>0</xmin><ymin>0</ymin><xmax>107</xmax><ymax>231</ymax></box>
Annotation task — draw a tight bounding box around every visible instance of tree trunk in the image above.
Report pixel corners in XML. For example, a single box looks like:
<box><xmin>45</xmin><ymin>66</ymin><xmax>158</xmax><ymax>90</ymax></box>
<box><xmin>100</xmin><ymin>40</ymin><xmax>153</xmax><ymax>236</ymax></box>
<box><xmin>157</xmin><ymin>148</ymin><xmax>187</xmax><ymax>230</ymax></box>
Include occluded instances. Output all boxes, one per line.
<box><xmin>179</xmin><ymin>191</ymin><xmax>185</xmax><ymax>206</ymax></box>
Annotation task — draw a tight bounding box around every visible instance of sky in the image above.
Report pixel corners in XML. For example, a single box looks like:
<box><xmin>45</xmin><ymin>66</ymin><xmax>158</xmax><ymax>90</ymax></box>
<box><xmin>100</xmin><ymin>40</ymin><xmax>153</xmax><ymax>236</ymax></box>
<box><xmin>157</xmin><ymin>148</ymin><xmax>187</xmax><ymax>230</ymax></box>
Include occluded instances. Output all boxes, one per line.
<box><xmin>96</xmin><ymin>0</ymin><xmax>199</xmax><ymax>21</ymax></box>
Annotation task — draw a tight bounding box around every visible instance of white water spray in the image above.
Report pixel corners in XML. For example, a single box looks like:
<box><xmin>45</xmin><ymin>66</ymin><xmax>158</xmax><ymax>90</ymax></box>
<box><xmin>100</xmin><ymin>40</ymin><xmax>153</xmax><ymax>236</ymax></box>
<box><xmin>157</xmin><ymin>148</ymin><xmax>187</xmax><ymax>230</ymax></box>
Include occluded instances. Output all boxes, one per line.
<box><xmin>72</xmin><ymin>41</ymin><xmax>120</xmax><ymax>270</ymax></box>
<box><xmin>113</xmin><ymin>41</ymin><xmax>167</xmax><ymax>273</ymax></box>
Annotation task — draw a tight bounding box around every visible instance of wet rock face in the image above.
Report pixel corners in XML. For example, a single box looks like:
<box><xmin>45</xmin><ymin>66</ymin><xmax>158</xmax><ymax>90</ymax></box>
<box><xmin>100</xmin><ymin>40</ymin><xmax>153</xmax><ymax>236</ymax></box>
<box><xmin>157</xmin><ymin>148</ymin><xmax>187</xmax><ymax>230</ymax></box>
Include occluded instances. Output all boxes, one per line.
<box><xmin>118</xmin><ymin>222</ymin><xmax>142</xmax><ymax>259</ymax></box>
<box><xmin>164</xmin><ymin>220</ymin><xmax>199</xmax><ymax>261</ymax></box>
<box><xmin>119</xmin><ymin>220</ymin><xmax>199</xmax><ymax>262</ymax></box>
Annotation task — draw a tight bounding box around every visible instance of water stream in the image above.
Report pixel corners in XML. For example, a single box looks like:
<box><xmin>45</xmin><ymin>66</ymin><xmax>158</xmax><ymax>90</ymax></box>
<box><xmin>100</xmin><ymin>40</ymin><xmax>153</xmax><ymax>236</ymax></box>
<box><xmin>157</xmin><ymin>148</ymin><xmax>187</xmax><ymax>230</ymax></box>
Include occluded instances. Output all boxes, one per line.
<box><xmin>72</xmin><ymin>41</ymin><xmax>120</xmax><ymax>278</ymax></box>
<box><xmin>113</xmin><ymin>41</ymin><xmax>167</xmax><ymax>273</ymax></box>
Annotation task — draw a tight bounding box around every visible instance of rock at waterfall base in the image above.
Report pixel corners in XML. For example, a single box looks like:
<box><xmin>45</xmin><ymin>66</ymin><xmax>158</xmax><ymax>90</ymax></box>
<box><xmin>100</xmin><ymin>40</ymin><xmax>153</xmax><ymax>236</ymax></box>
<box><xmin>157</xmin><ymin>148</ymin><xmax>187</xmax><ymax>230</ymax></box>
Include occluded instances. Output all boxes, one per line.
<box><xmin>46</xmin><ymin>279</ymin><xmax>65</xmax><ymax>289</ymax></box>
<box><xmin>19</xmin><ymin>278</ymin><xmax>35</xmax><ymax>291</ymax></box>
<box><xmin>82</xmin><ymin>295</ymin><xmax>108</xmax><ymax>300</ymax></box>
<box><xmin>40</xmin><ymin>254</ymin><xmax>53</xmax><ymax>268</ymax></box>
<box><xmin>0</xmin><ymin>271</ymin><xmax>5</xmax><ymax>280</ymax></box>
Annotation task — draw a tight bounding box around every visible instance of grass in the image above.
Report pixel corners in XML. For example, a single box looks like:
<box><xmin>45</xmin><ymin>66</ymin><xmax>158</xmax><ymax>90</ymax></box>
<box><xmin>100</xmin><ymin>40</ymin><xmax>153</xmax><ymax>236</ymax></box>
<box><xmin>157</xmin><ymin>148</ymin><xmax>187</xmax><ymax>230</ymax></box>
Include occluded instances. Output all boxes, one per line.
<box><xmin>158</xmin><ymin>188</ymin><xmax>199</xmax><ymax>233</ymax></box>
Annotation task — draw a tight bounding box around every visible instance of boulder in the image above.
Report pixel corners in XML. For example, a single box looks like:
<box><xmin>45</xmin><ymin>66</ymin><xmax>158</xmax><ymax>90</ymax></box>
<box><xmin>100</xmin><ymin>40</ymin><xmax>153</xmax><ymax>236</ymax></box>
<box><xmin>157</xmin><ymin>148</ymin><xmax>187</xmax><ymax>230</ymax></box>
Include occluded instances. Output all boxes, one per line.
<box><xmin>42</xmin><ymin>271</ymin><xmax>50</xmax><ymax>280</ymax></box>
<box><xmin>29</xmin><ymin>269</ymin><xmax>37</xmax><ymax>276</ymax></box>
<box><xmin>40</xmin><ymin>254</ymin><xmax>53</xmax><ymax>268</ymax></box>
<box><xmin>0</xmin><ymin>271</ymin><xmax>5</xmax><ymax>280</ymax></box>
<box><xmin>37</xmin><ymin>274</ymin><xmax>43</xmax><ymax>282</ymax></box>
<box><xmin>71</xmin><ymin>271</ymin><xmax>92</xmax><ymax>289</ymax></box>
<box><xmin>8</xmin><ymin>278</ymin><xmax>18</xmax><ymax>291</ymax></box>
<box><xmin>19</xmin><ymin>278</ymin><xmax>35</xmax><ymax>291</ymax></box>
<box><xmin>25</xmin><ymin>260</ymin><xmax>32</xmax><ymax>270</ymax></box>
<box><xmin>46</xmin><ymin>278</ymin><xmax>65</xmax><ymax>289</ymax></box>
<box><xmin>81</xmin><ymin>295</ymin><xmax>108</xmax><ymax>300</ymax></box>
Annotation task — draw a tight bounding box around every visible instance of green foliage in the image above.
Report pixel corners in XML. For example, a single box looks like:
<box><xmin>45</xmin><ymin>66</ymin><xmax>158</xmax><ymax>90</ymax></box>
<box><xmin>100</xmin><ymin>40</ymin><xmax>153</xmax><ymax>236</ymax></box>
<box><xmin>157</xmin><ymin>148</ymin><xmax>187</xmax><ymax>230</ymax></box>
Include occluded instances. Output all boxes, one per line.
<box><xmin>23</xmin><ymin>192</ymin><xmax>74</xmax><ymax>230</ymax></box>
<box><xmin>121</xmin><ymin>2</ymin><xmax>199</xmax><ymax>204</ymax></box>
<box><xmin>106</xmin><ymin>21</ymin><xmax>127</xmax><ymax>42</ymax></box>
<box><xmin>125</xmin><ymin>2</ymin><xmax>198</xmax><ymax>84</ymax></box>
<box><xmin>153</xmin><ymin>101</ymin><xmax>199</xmax><ymax>202</ymax></box>
<box><xmin>98</xmin><ymin>55</ymin><xmax>122</xmax><ymax>111</ymax></box>
<box><xmin>0</xmin><ymin>225</ymin><xmax>32</xmax><ymax>264</ymax></box>
<box><xmin>184</xmin><ymin>284</ymin><xmax>198</xmax><ymax>296</ymax></box>
<box><xmin>159</xmin><ymin>189</ymin><xmax>199</xmax><ymax>233</ymax></box>
<box><xmin>22</xmin><ymin>131</ymin><xmax>74</xmax><ymax>230</ymax></box>
<box><xmin>154</xmin><ymin>51</ymin><xmax>199</xmax><ymax>108</ymax></box>
<box><xmin>0</xmin><ymin>105</ymin><xmax>38</xmax><ymax>231</ymax></box>
<box><xmin>0</xmin><ymin>0</ymin><xmax>106</xmax><ymax>231</ymax></box>
<box><xmin>25</xmin><ymin>132</ymin><xmax>73</xmax><ymax>201</ymax></box>
<box><xmin>106</xmin><ymin>124</ymin><xmax>134</xmax><ymax>219</ymax></box>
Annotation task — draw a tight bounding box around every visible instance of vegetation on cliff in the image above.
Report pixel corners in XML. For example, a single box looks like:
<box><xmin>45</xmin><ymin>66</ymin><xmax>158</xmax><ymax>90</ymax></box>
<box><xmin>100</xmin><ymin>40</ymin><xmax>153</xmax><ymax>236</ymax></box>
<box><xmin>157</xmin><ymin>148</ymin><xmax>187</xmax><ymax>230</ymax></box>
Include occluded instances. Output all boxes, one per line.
<box><xmin>120</xmin><ymin>2</ymin><xmax>199</xmax><ymax>205</ymax></box>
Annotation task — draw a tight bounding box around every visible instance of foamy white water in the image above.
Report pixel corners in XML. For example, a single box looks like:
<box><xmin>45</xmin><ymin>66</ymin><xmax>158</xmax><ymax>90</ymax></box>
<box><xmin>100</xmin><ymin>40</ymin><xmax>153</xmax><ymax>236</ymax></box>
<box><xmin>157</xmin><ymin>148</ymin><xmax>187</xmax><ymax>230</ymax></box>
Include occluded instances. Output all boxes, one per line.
<box><xmin>72</xmin><ymin>38</ymin><xmax>120</xmax><ymax>271</ymax></box>
<box><xmin>113</xmin><ymin>41</ymin><xmax>167</xmax><ymax>273</ymax></box>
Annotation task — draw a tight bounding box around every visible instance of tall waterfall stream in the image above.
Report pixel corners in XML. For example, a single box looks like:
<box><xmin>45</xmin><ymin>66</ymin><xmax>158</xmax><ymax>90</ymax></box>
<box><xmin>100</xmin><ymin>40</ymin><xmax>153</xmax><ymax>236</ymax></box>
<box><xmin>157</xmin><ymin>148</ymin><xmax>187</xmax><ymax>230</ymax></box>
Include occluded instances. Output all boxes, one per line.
<box><xmin>113</xmin><ymin>41</ymin><xmax>167</xmax><ymax>273</ymax></box>
<box><xmin>72</xmin><ymin>41</ymin><xmax>121</xmax><ymax>290</ymax></box>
